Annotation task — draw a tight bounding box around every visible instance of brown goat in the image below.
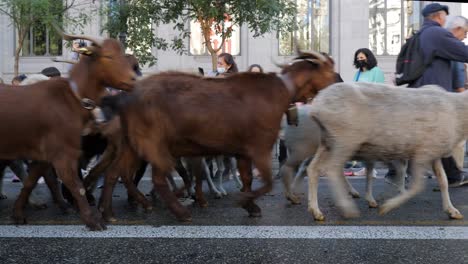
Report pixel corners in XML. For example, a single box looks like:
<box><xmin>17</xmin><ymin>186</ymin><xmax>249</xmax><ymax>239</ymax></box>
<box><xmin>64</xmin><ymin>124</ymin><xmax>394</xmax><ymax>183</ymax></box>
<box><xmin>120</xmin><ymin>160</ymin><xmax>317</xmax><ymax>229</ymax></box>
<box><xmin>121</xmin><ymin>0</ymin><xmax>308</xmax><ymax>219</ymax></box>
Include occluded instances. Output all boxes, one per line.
<box><xmin>0</xmin><ymin>31</ymin><xmax>136</xmax><ymax>230</ymax></box>
<box><xmin>98</xmin><ymin>51</ymin><xmax>335</xmax><ymax>222</ymax></box>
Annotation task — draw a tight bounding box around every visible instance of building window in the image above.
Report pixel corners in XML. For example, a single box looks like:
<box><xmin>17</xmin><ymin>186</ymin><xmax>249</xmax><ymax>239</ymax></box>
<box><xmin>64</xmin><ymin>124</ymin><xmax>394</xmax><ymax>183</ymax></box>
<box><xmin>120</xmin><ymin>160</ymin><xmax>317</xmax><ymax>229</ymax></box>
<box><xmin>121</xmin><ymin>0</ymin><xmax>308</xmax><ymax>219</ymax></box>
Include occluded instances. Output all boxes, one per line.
<box><xmin>189</xmin><ymin>20</ymin><xmax>241</xmax><ymax>56</ymax></box>
<box><xmin>279</xmin><ymin>0</ymin><xmax>330</xmax><ymax>56</ymax></box>
<box><xmin>369</xmin><ymin>0</ymin><xmax>422</xmax><ymax>55</ymax></box>
<box><xmin>20</xmin><ymin>25</ymin><xmax>62</xmax><ymax>56</ymax></box>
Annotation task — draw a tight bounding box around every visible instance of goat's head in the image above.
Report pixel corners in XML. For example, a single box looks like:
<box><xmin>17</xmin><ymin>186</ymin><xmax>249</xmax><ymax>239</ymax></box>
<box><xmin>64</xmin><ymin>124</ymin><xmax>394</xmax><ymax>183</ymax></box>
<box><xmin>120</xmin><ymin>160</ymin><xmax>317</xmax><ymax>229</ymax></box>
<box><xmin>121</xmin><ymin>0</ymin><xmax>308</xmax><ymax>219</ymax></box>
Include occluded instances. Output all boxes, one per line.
<box><xmin>56</xmin><ymin>28</ymin><xmax>136</xmax><ymax>92</ymax></box>
<box><xmin>125</xmin><ymin>54</ymin><xmax>142</xmax><ymax>77</ymax></box>
<box><xmin>279</xmin><ymin>50</ymin><xmax>336</xmax><ymax>103</ymax></box>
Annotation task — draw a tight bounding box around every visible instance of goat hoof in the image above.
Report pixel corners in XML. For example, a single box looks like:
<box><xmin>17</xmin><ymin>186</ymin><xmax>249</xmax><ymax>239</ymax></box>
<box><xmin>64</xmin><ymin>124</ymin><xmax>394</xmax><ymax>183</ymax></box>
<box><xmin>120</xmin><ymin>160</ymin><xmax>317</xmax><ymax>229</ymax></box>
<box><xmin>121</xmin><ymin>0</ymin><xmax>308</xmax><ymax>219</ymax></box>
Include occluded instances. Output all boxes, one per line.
<box><xmin>214</xmin><ymin>193</ymin><xmax>222</xmax><ymax>199</ymax></box>
<box><xmin>349</xmin><ymin>191</ymin><xmax>360</xmax><ymax>199</ymax></box>
<box><xmin>0</xmin><ymin>193</ymin><xmax>7</xmax><ymax>199</ymax></box>
<box><xmin>287</xmin><ymin>195</ymin><xmax>301</xmax><ymax>205</ymax></box>
<box><xmin>175</xmin><ymin>210</ymin><xmax>192</xmax><ymax>222</ymax></box>
<box><xmin>87</xmin><ymin>222</ymin><xmax>107</xmax><ymax>231</ymax></box>
<box><xmin>241</xmin><ymin>201</ymin><xmax>262</xmax><ymax>217</ymax></box>
<box><xmin>178</xmin><ymin>216</ymin><xmax>192</xmax><ymax>222</ymax></box>
<box><xmin>219</xmin><ymin>188</ymin><xmax>228</xmax><ymax>196</ymax></box>
<box><xmin>342</xmin><ymin>206</ymin><xmax>360</xmax><ymax>218</ymax></box>
<box><xmin>102</xmin><ymin>212</ymin><xmax>115</xmax><ymax>223</ymax></box>
<box><xmin>197</xmin><ymin>200</ymin><xmax>209</xmax><ymax>208</ymax></box>
<box><xmin>30</xmin><ymin>202</ymin><xmax>48</xmax><ymax>210</ymax></box>
<box><xmin>308</xmin><ymin>207</ymin><xmax>325</xmax><ymax>221</ymax></box>
<box><xmin>448</xmin><ymin>210</ymin><xmax>463</xmax><ymax>220</ymax></box>
<box><xmin>368</xmin><ymin>201</ymin><xmax>379</xmax><ymax>208</ymax></box>
<box><xmin>12</xmin><ymin>214</ymin><xmax>27</xmax><ymax>225</ymax></box>
<box><xmin>378</xmin><ymin>205</ymin><xmax>391</xmax><ymax>216</ymax></box>
<box><xmin>144</xmin><ymin>206</ymin><xmax>153</xmax><ymax>213</ymax></box>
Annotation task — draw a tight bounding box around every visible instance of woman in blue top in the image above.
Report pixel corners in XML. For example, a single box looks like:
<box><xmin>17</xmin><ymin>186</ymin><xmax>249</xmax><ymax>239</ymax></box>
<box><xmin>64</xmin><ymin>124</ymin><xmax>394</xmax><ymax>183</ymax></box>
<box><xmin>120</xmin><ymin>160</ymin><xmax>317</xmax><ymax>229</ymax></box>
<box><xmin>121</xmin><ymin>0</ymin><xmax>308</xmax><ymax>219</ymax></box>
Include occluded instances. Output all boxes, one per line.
<box><xmin>353</xmin><ymin>48</ymin><xmax>385</xmax><ymax>83</ymax></box>
<box><xmin>348</xmin><ymin>48</ymin><xmax>384</xmax><ymax>177</ymax></box>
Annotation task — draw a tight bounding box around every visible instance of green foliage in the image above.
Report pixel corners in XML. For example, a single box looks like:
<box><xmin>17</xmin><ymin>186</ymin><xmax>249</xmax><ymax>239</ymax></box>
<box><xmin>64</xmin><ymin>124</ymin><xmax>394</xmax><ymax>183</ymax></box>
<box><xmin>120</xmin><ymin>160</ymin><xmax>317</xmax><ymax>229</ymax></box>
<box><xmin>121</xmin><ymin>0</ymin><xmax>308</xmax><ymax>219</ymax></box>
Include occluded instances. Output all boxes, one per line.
<box><xmin>0</xmin><ymin>0</ymin><xmax>95</xmax><ymax>76</ymax></box>
<box><xmin>103</xmin><ymin>0</ymin><xmax>297</xmax><ymax>68</ymax></box>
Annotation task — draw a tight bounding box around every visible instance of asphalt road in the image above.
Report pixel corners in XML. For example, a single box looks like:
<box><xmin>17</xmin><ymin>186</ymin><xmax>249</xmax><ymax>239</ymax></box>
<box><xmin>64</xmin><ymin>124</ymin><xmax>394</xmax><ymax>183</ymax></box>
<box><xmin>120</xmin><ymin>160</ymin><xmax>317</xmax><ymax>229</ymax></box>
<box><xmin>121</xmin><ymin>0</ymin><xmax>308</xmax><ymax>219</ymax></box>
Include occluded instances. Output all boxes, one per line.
<box><xmin>1</xmin><ymin>171</ymin><xmax>468</xmax><ymax>264</ymax></box>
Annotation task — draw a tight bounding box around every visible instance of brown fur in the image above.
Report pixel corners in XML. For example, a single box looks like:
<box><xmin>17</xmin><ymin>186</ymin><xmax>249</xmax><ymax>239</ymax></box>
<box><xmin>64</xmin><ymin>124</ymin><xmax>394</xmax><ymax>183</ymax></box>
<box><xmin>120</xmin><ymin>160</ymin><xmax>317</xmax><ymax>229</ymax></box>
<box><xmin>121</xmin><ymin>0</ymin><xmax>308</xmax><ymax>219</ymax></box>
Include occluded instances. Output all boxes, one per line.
<box><xmin>98</xmin><ymin>52</ymin><xmax>336</xmax><ymax>221</ymax></box>
<box><xmin>0</xmin><ymin>37</ymin><xmax>135</xmax><ymax>230</ymax></box>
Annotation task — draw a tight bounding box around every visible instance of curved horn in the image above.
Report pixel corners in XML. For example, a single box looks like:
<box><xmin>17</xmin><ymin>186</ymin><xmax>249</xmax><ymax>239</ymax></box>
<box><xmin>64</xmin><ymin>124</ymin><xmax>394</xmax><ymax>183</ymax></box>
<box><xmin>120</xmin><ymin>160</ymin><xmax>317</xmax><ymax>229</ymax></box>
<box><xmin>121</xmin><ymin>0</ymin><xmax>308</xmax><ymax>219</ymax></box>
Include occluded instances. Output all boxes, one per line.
<box><xmin>270</xmin><ymin>57</ymin><xmax>287</xmax><ymax>69</ymax></box>
<box><xmin>306</xmin><ymin>51</ymin><xmax>328</xmax><ymax>62</ymax></box>
<box><xmin>293</xmin><ymin>38</ymin><xmax>305</xmax><ymax>57</ymax></box>
<box><xmin>52</xmin><ymin>59</ymin><xmax>77</xmax><ymax>65</ymax></box>
<box><xmin>52</xmin><ymin>24</ymin><xmax>105</xmax><ymax>47</ymax></box>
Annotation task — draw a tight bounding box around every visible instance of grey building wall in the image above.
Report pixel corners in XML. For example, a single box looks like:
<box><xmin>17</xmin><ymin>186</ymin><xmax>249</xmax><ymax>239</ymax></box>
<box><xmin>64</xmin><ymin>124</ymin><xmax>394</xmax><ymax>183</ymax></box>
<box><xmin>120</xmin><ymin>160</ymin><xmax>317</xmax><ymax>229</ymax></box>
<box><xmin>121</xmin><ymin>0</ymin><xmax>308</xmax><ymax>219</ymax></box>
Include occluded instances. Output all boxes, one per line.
<box><xmin>0</xmin><ymin>1</ymin><xmax>465</xmax><ymax>85</ymax></box>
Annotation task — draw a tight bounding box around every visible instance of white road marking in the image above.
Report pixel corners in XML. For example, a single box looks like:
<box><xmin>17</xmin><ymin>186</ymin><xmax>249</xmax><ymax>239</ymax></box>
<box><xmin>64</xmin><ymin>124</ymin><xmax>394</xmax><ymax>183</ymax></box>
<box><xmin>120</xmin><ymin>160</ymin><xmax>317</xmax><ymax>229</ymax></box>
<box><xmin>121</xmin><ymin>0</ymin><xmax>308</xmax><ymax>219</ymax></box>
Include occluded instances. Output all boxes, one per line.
<box><xmin>0</xmin><ymin>225</ymin><xmax>467</xmax><ymax>239</ymax></box>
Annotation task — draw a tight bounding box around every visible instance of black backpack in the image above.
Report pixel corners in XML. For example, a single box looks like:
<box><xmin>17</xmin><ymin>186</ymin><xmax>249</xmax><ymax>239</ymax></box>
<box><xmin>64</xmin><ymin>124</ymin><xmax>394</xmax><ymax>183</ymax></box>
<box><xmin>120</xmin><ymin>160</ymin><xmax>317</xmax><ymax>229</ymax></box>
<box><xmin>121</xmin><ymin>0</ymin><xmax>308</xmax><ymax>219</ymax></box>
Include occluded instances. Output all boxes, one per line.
<box><xmin>395</xmin><ymin>30</ymin><xmax>434</xmax><ymax>86</ymax></box>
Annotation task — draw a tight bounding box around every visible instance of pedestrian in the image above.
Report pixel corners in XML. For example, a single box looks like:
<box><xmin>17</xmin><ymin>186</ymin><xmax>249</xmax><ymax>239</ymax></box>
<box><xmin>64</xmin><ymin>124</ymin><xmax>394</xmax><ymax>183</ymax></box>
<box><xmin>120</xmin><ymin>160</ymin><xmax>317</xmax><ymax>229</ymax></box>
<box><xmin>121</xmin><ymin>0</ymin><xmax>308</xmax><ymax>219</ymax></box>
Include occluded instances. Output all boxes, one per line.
<box><xmin>0</xmin><ymin>77</ymin><xmax>4</xmax><ymax>84</ymax></box>
<box><xmin>350</xmin><ymin>48</ymin><xmax>384</xmax><ymax>176</ymax></box>
<box><xmin>217</xmin><ymin>53</ymin><xmax>238</xmax><ymax>75</ymax></box>
<box><xmin>353</xmin><ymin>48</ymin><xmax>385</xmax><ymax>83</ymax></box>
<box><xmin>247</xmin><ymin>64</ymin><xmax>264</xmax><ymax>73</ymax></box>
<box><xmin>11</xmin><ymin>74</ymin><xmax>27</xmax><ymax>86</ymax></box>
<box><xmin>41</xmin><ymin>67</ymin><xmax>61</xmax><ymax>78</ymax></box>
<box><xmin>387</xmin><ymin>3</ymin><xmax>468</xmax><ymax>187</ymax></box>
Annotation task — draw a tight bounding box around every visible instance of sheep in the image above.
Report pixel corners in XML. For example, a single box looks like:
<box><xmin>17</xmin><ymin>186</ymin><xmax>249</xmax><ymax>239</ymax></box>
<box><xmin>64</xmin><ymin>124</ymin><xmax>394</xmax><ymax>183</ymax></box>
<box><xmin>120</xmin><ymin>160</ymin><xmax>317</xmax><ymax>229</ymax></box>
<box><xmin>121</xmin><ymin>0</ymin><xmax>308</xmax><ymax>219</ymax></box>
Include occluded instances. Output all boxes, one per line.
<box><xmin>306</xmin><ymin>82</ymin><xmax>465</xmax><ymax>221</ymax></box>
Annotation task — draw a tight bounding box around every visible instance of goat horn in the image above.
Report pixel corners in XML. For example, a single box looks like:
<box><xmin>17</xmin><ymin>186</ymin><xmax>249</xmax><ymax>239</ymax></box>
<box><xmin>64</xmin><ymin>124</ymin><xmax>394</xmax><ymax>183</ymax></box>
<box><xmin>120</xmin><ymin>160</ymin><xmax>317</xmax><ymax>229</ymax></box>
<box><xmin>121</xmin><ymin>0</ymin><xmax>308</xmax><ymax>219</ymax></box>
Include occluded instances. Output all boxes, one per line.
<box><xmin>52</xmin><ymin>23</ymin><xmax>105</xmax><ymax>47</ymax></box>
<box><xmin>306</xmin><ymin>51</ymin><xmax>328</xmax><ymax>62</ymax></box>
<box><xmin>271</xmin><ymin>57</ymin><xmax>287</xmax><ymax>69</ymax></box>
<box><xmin>293</xmin><ymin>38</ymin><xmax>305</xmax><ymax>57</ymax></box>
<box><xmin>52</xmin><ymin>59</ymin><xmax>77</xmax><ymax>64</ymax></box>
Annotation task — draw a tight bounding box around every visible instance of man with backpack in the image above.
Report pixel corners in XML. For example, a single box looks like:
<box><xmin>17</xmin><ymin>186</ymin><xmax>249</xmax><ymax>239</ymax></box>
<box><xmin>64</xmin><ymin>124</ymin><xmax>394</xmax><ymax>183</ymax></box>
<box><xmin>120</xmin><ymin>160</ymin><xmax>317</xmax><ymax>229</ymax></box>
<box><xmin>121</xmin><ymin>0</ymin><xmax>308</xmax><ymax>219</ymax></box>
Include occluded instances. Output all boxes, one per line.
<box><xmin>389</xmin><ymin>3</ymin><xmax>468</xmax><ymax>187</ymax></box>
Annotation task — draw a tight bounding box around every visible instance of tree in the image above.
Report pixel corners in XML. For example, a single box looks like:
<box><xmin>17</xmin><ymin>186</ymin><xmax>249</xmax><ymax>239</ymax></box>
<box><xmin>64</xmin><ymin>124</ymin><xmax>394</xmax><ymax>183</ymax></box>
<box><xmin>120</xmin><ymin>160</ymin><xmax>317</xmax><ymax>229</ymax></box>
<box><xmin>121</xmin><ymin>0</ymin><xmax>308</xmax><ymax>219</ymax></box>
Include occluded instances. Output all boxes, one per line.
<box><xmin>0</xmin><ymin>0</ymin><xmax>94</xmax><ymax>76</ymax></box>
<box><xmin>104</xmin><ymin>0</ymin><xmax>297</xmax><ymax>70</ymax></box>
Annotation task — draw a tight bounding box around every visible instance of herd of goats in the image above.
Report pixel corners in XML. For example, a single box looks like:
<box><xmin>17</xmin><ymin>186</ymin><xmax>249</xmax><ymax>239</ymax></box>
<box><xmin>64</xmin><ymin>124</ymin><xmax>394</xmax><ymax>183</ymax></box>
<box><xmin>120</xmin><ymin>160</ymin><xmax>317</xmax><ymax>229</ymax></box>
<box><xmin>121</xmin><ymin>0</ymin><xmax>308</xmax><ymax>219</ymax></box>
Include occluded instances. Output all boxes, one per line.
<box><xmin>0</xmin><ymin>30</ymin><xmax>466</xmax><ymax>231</ymax></box>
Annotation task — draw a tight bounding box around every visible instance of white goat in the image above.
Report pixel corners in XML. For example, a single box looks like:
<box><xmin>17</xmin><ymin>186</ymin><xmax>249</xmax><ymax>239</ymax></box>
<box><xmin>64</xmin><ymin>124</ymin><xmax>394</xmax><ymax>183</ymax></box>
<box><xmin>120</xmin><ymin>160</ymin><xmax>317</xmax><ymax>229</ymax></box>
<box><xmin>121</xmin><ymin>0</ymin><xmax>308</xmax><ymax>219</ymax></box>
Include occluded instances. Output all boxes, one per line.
<box><xmin>280</xmin><ymin>104</ymin><xmax>405</xmax><ymax>208</ymax></box>
<box><xmin>307</xmin><ymin>82</ymin><xmax>464</xmax><ymax>221</ymax></box>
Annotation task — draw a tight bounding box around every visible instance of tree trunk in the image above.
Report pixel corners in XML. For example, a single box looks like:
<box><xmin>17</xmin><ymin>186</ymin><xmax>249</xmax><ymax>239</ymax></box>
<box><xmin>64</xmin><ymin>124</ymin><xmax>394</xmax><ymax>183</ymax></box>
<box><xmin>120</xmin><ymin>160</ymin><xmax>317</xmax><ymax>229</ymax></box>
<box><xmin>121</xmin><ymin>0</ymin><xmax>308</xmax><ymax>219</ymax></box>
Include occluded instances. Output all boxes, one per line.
<box><xmin>14</xmin><ymin>30</ymin><xmax>26</xmax><ymax>77</ymax></box>
<box><xmin>210</xmin><ymin>51</ymin><xmax>217</xmax><ymax>72</ymax></box>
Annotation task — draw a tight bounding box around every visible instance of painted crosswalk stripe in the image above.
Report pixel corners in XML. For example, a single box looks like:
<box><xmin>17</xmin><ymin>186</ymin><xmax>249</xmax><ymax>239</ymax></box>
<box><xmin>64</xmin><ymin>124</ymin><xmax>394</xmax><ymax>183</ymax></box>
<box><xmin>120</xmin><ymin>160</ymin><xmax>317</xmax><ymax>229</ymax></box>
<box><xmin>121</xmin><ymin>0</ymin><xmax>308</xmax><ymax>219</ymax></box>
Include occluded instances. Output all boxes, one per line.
<box><xmin>0</xmin><ymin>225</ymin><xmax>467</xmax><ymax>239</ymax></box>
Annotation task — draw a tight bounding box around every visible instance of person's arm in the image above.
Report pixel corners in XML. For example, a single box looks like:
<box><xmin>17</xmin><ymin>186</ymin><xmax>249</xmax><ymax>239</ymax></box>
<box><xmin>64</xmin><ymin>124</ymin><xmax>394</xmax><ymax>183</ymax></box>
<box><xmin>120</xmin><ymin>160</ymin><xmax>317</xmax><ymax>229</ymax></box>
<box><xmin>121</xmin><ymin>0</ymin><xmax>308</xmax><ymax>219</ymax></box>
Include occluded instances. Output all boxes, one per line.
<box><xmin>433</xmin><ymin>28</ymin><xmax>468</xmax><ymax>63</ymax></box>
<box><xmin>373</xmin><ymin>67</ymin><xmax>385</xmax><ymax>83</ymax></box>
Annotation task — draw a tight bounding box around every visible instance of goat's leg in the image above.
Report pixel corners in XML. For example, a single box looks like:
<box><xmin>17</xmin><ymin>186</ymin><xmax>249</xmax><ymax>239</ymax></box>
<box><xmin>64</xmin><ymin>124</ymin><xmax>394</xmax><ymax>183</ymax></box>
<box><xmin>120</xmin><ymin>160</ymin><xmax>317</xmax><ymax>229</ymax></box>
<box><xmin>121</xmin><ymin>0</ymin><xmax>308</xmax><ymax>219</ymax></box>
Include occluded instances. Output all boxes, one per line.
<box><xmin>83</xmin><ymin>144</ymin><xmax>117</xmax><ymax>203</ymax></box>
<box><xmin>281</xmin><ymin>156</ymin><xmax>303</xmax><ymax>205</ymax></box>
<box><xmin>306</xmin><ymin>145</ymin><xmax>329</xmax><ymax>221</ymax></box>
<box><xmin>191</xmin><ymin>157</ymin><xmax>208</xmax><ymax>207</ymax></box>
<box><xmin>229</xmin><ymin>157</ymin><xmax>242</xmax><ymax>189</ymax></box>
<box><xmin>120</xmin><ymin>160</ymin><xmax>152</xmax><ymax>212</ymax></box>
<box><xmin>236</xmin><ymin>157</ymin><xmax>261</xmax><ymax>217</ymax></box>
<box><xmin>323</xmin><ymin>147</ymin><xmax>360</xmax><ymax>219</ymax></box>
<box><xmin>240</xmin><ymin>151</ymin><xmax>274</xmax><ymax>216</ymax></box>
<box><xmin>100</xmin><ymin>146</ymin><xmax>150</xmax><ymax>221</ymax></box>
<box><xmin>364</xmin><ymin>161</ymin><xmax>378</xmax><ymax>208</ymax></box>
<box><xmin>41</xmin><ymin>164</ymin><xmax>70</xmax><ymax>212</ymax></box>
<box><xmin>12</xmin><ymin>161</ymin><xmax>45</xmax><ymax>224</ymax></box>
<box><xmin>128</xmin><ymin>160</ymin><xmax>149</xmax><ymax>205</ymax></box>
<box><xmin>204</xmin><ymin>158</ymin><xmax>222</xmax><ymax>198</ymax></box>
<box><xmin>9</xmin><ymin>160</ymin><xmax>47</xmax><ymax>208</ymax></box>
<box><xmin>343</xmin><ymin>176</ymin><xmax>360</xmax><ymax>198</ymax></box>
<box><xmin>54</xmin><ymin>157</ymin><xmax>106</xmax><ymax>231</ymax></box>
<box><xmin>292</xmin><ymin>158</ymin><xmax>312</xmax><ymax>193</ymax></box>
<box><xmin>174</xmin><ymin>158</ymin><xmax>191</xmax><ymax>197</ymax></box>
<box><xmin>0</xmin><ymin>161</ymin><xmax>8</xmax><ymax>199</ymax></box>
<box><xmin>153</xmin><ymin>166</ymin><xmax>192</xmax><ymax>221</ymax></box>
<box><xmin>379</xmin><ymin>159</ymin><xmax>427</xmax><ymax>216</ymax></box>
<box><xmin>214</xmin><ymin>156</ymin><xmax>227</xmax><ymax>196</ymax></box>
<box><xmin>432</xmin><ymin>159</ymin><xmax>463</xmax><ymax>219</ymax></box>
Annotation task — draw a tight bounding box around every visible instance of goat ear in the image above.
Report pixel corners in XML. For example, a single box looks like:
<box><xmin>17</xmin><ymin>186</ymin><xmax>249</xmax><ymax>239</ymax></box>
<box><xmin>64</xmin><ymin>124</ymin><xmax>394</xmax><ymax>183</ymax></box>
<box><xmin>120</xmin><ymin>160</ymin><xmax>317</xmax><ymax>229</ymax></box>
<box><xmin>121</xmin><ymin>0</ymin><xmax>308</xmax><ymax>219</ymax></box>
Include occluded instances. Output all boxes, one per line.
<box><xmin>77</xmin><ymin>47</ymin><xmax>99</xmax><ymax>56</ymax></box>
<box><xmin>77</xmin><ymin>48</ymin><xmax>93</xmax><ymax>56</ymax></box>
